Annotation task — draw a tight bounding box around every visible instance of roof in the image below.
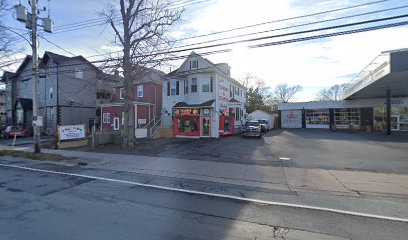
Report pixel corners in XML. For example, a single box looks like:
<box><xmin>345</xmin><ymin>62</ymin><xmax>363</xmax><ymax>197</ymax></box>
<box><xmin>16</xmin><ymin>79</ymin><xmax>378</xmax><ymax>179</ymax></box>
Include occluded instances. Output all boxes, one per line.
<box><xmin>173</xmin><ymin>100</ymin><xmax>215</xmax><ymax>108</ymax></box>
<box><xmin>42</xmin><ymin>51</ymin><xmax>70</xmax><ymax>64</ymax></box>
<box><xmin>167</xmin><ymin>51</ymin><xmax>246</xmax><ymax>89</ymax></box>
<box><xmin>1</xmin><ymin>71</ymin><xmax>15</xmax><ymax>83</ymax></box>
<box><xmin>228</xmin><ymin>98</ymin><xmax>240</xmax><ymax>103</ymax></box>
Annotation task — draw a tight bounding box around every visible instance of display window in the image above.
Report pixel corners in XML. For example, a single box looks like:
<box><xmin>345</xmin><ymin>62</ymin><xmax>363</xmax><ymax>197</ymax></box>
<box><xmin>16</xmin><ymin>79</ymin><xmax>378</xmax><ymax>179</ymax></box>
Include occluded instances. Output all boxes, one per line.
<box><xmin>174</xmin><ymin>116</ymin><xmax>200</xmax><ymax>136</ymax></box>
<box><xmin>334</xmin><ymin>108</ymin><xmax>360</xmax><ymax>128</ymax></box>
<box><xmin>374</xmin><ymin>106</ymin><xmax>408</xmax><ymax>131</ymax></box>
<box><xmin>305</xmin><ymin>109</ymin><xmax>329</xmax><ymax>125</ymax></box>
<box><xmin>219</xmin><ymin>116</ymin><xmax>234</xmax><ymax>135</ymax></box>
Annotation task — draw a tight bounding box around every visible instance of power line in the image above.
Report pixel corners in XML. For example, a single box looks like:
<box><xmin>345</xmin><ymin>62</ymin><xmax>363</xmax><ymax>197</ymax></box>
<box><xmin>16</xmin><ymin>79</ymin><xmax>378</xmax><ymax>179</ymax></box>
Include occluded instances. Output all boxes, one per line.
<box><xmin>10</xmin><ymin>17</ymin><xmax>408</xmax><ymax>78</ymax></box>
<box><xmin>40</xmin><ymin>35</ymin><xmax>76</xmax><ymax>56</ymax></box>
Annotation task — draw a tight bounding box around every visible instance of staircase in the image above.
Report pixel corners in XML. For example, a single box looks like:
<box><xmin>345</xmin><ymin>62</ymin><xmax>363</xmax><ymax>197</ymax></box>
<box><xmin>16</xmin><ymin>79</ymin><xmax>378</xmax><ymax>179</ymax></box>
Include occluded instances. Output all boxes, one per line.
<box><xmin>145</xmin><ymin>116</ymin><xmax>162</xmax><ymax>139</ymax></box>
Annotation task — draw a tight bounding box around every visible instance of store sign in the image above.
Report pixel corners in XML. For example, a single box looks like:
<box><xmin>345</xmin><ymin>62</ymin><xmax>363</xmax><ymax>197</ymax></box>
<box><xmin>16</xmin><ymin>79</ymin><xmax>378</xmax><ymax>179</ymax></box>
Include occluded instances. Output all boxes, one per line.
<box><xmin>173</xmin><ymin>108</ymin><xmax>200</xmax><ymax>116</ymax></box>
<box><xmin>383</xmin><ymin>99</ymin><xmax>406</xmax><ymax>105</ymax></box>
<box><xmin>59</xmin><ymin>124</ymin><xmax>85</xmax><ymax>140</ymax></box>
<box><xmin>218</xmin><ymin>78</ymin><xmax>229</xmax><ymax>111</ymax></box>
<box><xmin>138</xmin><ymin>119</ymin><xmax>147</xmax><ymax>125</ymax></box>
<box><xmin>281</xmin><ymin>110</ymin><xmax>302</xmax><ymax>128</ymax></box>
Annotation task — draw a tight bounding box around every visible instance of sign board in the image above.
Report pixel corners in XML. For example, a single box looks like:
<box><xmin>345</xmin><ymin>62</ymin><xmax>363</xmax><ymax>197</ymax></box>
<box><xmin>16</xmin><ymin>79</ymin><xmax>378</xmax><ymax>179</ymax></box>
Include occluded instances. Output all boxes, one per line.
<box><xmin>281</xmin><ymin>110</ymin><xmax>302</xmax><ymax>128</ymax></box>
<box><xmin>135</xmin><ymin>128</ymin><xmax>147</xmax><ymax>138</ymax></box>
<box><xmin>59</xmin><ymin>124</ymin><xmax>85</xmax><ymax>140</ymax></box>
<box><xmin>32</xmin><ymin>116</ymin><xmax>43</xmax><ymax>127</ymax></box>
<box><xmin>172</xmin><ymin>108</ymin><xmax>200</xmax><ymax>116</ymax></box>
<box><xmin>137</xmin><ymin>119</ymin><xmax>147</xmax><ymax>125</ymax></box>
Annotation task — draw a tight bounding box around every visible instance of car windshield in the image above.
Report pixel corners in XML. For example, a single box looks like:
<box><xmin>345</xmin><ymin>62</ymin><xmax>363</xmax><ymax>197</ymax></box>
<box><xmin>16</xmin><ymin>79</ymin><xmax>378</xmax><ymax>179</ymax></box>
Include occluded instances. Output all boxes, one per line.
<box><xmin>247</xmin><ymin>121</ymin><xmax>260</xmax><ymax>127</ymax></box>
<box><xmin>258</xmin><ymin>120</ymin><xmax>267</xmax><ymax>124</ymax></box>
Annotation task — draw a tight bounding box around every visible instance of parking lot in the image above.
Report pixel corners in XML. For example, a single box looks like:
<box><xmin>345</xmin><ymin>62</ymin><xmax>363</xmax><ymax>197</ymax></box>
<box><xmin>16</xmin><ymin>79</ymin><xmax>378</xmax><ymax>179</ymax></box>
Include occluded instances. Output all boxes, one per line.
<box><xmin>87</xmin><ymin>129</ymin><xmax>408</xmax><ymax>174</ymax></box>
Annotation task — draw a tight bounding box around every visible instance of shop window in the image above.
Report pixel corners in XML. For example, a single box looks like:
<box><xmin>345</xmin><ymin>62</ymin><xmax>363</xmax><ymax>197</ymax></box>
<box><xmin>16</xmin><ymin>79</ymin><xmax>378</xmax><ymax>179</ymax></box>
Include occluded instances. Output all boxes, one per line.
<box><xmin>223</xmin><ymin>118</ymin><xmax>232</xmax><ymax>132</ymax></box>
<box><xmin>334</xmin><ymin>108</ymin><xmax>360</xmax><ymax>128</ymax></box>
<box><xmin>177</xmin><ymin>118</ymin><xmax>198</xmax><ymax>133</ymax></box>
<box><xmin>137</xmin><ymin>85</ymin><xmax>143</xmax><ymax>97</ymax></box>
<box><xmin>191</xmin><ymin>78</ymin><xmax>197</xmax><ymax>93</ymax></box>
<box><xmin>305</xmin><ymin>109</ymin><xmax>329</xmax><ymax>125</ymax></box>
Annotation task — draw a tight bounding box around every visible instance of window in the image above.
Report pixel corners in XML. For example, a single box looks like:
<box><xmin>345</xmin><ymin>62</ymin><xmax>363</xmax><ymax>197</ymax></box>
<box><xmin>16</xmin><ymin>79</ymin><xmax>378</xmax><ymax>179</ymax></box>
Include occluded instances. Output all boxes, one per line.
<box><xmin>137</xmin><ymin>85</ymin><xmax>143</xmax><ymax>97</ymax></box>
<box><xmin>184</xmin><ymin>80</ymin><xmax>188</xmax><ymax>94</ymax></box>
<box><xmin>235</xmin><ymin>86</ymin><xmax>239</xmax><ymax>96</ymax></box>
<box><xmin>202</xmin><ymin>78</ymin><xmax>210</xmax><ymax>92</ymax></box>
<box><xmin>190</xmin><ymin>60</ymin><xmax>198</xmax><ymax>69</ymax></box>
<box><xmin>210</xmin><ymin>77</ymin><xmax>213</xmax><ymax>92</ymax></box>
<box><xmin>49</xmin><ymin>87</ymin><xmax>53</xmax><ymax>100</ymax></box>
<box><xmin>305</xmin><ymin>109</ymin><xmax>329</xmax><ymax>125</ymax></box>
<box><xmin>122</xmin><ymin>112</ymin><xmax>124</xmax><ymax>125</ymax></box>
<box><xmin>170</xmin><ymin>81</ymin><xmax>180</xmax><ymax>96</ymax></box>
<box><xmin>191</xmin><ymin>78</ymin><xmax>197</xmax><ymax>93</ymax></box>
<box><xmin>74</xmin><ymin>68</ymin><xmax>83</xmax><ymax>79</ymax></box>
<box><xmin>51</xmin><ymin>110</ymin><xmax>55</xmax><ymax>120</ymax></box>
<box><xmin>177</xmin><ymin>118</ymin><xmax>198</xmax><ymax>133</ymax></box>
<box><xmin>103</xmin><ymin>113</ymin><xmax>111</xmax><ymax>123</ymax></box>
<box><xmin>334</xmin><ymin>108</ymin><xmax>360</xmax><ymax>128</ymax></box>
<box><xmin>230</xmin><ymin>85</ymin><xmax>233</xmax><ymax>98</ymax></box>
<box><xmin>235</xmin><ymin>108</ymin><xmax>240</xmax><ymax>121</ymax></box>
<box><xmin>120</xmin><ymin>88</ymin><xmax>125</xmax><ymax>99</ymax></box>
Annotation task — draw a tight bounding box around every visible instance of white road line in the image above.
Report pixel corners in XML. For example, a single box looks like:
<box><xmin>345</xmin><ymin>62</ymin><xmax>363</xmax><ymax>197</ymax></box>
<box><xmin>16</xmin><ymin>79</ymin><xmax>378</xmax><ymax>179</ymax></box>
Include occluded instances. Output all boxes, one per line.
<box><xmin>1</xmin><ymin>162</ymin><xmax>407</xmax><ymax>223</ymax></box>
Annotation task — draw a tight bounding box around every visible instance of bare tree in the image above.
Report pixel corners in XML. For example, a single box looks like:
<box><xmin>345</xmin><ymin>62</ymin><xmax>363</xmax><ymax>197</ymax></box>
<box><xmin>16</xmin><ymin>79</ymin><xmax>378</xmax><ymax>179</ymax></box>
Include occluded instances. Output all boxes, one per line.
<box><xmin>272</xmin><ymin>83</ymin><xmax>303</xmax><ymax>103</ymax></box>
<box><xmin>101</xmin><ymin>0</ymin><xmax>182</xmax><ymax>149</ymax></box>
<box><xmin>315</xmin><ymin>84</ymin><xmax>348</xmax><ymax>101</ymax></box>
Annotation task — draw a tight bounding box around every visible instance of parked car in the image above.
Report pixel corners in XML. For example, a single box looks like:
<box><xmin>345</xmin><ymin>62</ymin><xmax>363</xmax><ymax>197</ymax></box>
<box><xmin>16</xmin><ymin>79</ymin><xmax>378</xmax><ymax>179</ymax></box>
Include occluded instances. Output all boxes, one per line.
<box><xmin>241</xmin><ymin>121</ymin><xmax>262</xmax><ymax>138</ymax></box>
<box><xmin>258</xmin><ymin>119</ymin><xmax>270</xmax><ymax>132</ymax></box>
<box><xmin>5</xmin><ymin>126</ymin><xmax>29</xmax><ymax>138</ymax></box>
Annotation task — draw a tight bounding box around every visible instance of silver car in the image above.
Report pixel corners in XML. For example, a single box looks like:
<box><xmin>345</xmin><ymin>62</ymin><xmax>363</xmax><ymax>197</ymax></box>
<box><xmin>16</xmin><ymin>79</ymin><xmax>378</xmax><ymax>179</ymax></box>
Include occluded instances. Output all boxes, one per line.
<box><xmin>241</xmin><ymin>121</ymin><xmax>262</xmax><ymax>138</ymax></box>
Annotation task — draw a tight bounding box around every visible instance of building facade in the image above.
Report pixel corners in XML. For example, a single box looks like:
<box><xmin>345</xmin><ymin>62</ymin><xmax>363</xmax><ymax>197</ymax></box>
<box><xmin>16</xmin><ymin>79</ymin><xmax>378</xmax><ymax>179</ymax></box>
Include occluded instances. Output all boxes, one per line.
<box><xmin>162</xmin><ymin>52</ymin><xmax>246</xmax><ymax>138</ymax></box>
<box><xmin>2</xmin><ymin>51</ymin><xmax>116</xmax><ymax>135</ymax></box>
<box><xmin>100</xmin><ymin>69</ymin><xmax>163</xmax><ymax>137</ymax></box>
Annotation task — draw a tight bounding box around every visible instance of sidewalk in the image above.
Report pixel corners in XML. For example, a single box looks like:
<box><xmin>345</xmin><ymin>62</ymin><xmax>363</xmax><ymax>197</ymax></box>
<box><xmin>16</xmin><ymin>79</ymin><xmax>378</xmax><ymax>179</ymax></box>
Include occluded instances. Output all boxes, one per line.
<box><xmin>3</xmin><ymin>146</ymin><xmax>408</xmax><ymax>200</ymax></box>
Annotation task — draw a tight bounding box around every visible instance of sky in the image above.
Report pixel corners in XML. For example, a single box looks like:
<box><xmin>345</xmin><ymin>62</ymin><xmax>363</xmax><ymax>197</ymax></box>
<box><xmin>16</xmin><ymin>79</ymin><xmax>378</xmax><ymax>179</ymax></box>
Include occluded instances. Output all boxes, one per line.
<box><xmin>2</xmin><ymin>0</ymin><xmax>408</xmax><ymax>101</ymax></box>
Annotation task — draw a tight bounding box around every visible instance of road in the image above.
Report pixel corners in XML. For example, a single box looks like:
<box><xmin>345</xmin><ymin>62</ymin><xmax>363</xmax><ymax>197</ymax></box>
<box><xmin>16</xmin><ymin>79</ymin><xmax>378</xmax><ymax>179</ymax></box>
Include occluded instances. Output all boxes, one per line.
<box><xmin>0</xmin><ymin>161</ymin><xmax>407</xmax><ymax>240</ymax></box>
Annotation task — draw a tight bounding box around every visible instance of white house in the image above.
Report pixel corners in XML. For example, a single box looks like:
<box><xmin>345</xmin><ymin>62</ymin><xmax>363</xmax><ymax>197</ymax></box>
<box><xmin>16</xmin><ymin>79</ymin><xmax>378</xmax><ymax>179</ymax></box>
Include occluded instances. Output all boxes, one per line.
<box><xmin>162</xmin><ymin>52</ymin><xmax>246</xmax><ymax>138</ymax></box>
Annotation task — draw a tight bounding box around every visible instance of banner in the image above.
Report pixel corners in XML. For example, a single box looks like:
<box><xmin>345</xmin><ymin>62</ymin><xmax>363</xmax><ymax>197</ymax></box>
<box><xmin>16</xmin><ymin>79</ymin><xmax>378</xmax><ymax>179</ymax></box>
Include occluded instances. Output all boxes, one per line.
<box><xmin>59</xmin><ymin>124</ymin><xmax>85</xmax><ymax>140</ymax></box>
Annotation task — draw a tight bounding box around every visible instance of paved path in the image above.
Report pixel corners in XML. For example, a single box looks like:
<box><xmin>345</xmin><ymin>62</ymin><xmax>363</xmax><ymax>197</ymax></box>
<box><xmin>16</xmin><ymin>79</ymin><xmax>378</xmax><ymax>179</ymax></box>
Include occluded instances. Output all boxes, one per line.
<box><xmin>3</xmin><ymin>146</ymin><xmax>408</xmax><ymax>200</ymax></box>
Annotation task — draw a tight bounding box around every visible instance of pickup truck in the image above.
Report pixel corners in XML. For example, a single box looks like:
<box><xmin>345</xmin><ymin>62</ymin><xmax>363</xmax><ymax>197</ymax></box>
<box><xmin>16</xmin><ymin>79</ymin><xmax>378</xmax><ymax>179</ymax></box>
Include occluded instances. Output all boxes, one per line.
<box><xmin>241</xmin><ymin>121</ymin><xmax>262</xmax><ymax>138</ymax></box>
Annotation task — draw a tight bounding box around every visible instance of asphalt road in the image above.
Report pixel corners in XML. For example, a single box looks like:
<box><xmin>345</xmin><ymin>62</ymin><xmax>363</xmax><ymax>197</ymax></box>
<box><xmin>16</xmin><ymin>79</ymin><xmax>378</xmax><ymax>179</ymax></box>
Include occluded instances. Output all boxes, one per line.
<box><xmin>0</xmin><ymin>162</ymin><xmax>407</xmax><ymax>240</ymax></box>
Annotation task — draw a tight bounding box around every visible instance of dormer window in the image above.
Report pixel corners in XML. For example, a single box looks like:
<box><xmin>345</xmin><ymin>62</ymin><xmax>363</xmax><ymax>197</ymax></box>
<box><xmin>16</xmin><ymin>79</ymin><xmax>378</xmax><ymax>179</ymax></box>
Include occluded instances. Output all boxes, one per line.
<box><xmin>190</xmin><ymin>60</ymin><xmax>198</xmax><ymax>69</ymax></box>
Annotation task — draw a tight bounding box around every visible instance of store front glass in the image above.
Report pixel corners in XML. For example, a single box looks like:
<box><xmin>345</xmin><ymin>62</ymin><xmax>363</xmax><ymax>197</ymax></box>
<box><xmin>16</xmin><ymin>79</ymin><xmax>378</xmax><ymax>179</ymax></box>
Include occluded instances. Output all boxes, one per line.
<box><xmin>219</xmin><ymin>115</ymin><xmax>234</xmax><ymax>135</ymax></box>
<box><xmin>202</xmin><ymin>117</ymin><xmax>210</xmax><ymax>137</ymax></box>
<box><xmin>374</xmin><ymin>106</ymin><xmax>408</xmax><ymax>131</ymax></box>
<box><xmin>305</xmin><ymin>109</ymin><xmax>329</xmax><ymax>128</ymax></box>
<box><xmin>173</xmin><ymin>108</ymin><xmax>201</xmax><ymax>137</ymax></box>
<box><xmin>334</xmin><ymin>108</ymin><xmax>360</xmax><ymax>128</ymax></box>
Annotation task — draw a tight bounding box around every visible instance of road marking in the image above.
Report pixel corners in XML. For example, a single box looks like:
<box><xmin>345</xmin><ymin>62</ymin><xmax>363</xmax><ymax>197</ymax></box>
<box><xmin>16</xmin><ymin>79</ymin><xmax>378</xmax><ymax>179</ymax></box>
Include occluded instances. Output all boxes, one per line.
<box><xmin>278</xmin><ymin>157</ymin><xmax>291</xmax><ymax>161</ymax></box>
<box><xmin>0</xmin><ymin>162</ymin><xmax>407</xmax><ymax>223</ymax></box>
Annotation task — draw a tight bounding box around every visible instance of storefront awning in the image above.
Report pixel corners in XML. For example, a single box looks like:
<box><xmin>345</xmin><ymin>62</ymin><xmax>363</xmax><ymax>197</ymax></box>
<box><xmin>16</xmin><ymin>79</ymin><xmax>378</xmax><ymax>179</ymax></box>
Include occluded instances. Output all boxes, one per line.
<box><xmin>173</xmin><ymin>100</ymin><xmax>215</xmax><ymax>108</ymax></box>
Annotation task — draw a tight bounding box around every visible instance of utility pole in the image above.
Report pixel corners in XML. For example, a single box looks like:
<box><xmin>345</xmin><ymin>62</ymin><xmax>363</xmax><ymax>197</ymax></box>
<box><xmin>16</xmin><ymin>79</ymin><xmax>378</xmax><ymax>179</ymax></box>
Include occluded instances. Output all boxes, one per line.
<box><xmin>15</xmin><ymin>0</ymin><xmax>54</xmax><ymax>153</ymax></box>
<box><xmin>31</xmin><ymin>0</ymin><xmax>40</xmax><ymax>153</ymax></box>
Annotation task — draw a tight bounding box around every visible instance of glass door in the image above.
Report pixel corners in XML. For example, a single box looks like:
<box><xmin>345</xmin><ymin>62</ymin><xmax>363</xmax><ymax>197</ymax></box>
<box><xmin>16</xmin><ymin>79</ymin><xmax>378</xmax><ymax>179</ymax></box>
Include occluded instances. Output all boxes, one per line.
<box><xmin>391</xmin><ymin>115</ymin><xmax>399</xmax><ymax>131</ymax></box>
<box><xmin>202</xmin><ymin>117</ymin><xmax>210</xmax><ymax>137</ymax></box>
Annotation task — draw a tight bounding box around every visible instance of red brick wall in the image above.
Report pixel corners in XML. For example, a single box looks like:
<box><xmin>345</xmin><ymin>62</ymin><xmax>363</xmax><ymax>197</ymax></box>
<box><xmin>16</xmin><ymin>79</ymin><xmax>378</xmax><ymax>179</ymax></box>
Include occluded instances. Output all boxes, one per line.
<box><xmin>101</xmin><ymin>103</ymin><xmax>154</xmax><ymax>131</ymax></box>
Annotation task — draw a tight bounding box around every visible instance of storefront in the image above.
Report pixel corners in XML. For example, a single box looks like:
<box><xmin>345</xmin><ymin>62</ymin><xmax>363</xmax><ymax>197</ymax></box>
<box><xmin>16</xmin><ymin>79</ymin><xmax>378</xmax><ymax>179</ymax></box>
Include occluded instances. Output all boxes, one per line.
<box><xmin>278</xmin><ymin>98</ymin><xmax>408</xmax><ymax>132</ymax></box>
<box><xmin>172</xmin><ymin>107</ymin><xmax>214</xmax><ymax>138</ymax></box>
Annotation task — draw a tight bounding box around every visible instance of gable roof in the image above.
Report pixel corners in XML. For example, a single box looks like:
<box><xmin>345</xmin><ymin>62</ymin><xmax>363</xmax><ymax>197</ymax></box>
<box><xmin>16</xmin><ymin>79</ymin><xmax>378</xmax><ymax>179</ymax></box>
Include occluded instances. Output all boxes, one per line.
<box><xmin>42</xmin><ymin>51</ymin><xmax>70</xmax><ymax>65</ymax></box>
<box><xmin>167</xmin><ymin>51</ymin><xmax>246</xmax><ymax>89</ymax></box>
